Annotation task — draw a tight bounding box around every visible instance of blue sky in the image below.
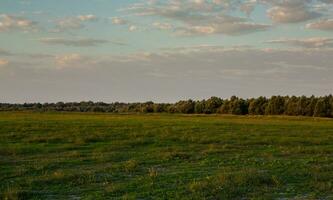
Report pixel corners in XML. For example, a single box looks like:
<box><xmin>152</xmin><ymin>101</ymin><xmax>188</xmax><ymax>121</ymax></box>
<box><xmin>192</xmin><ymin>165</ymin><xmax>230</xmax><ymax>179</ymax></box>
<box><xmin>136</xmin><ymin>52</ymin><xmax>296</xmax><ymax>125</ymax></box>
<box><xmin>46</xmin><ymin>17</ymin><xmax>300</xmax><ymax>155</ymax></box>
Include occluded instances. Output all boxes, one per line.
<box><xmin>0</xmin><ymin>0</ymin><xmax>333</xmax><ymax>102</ymax></box>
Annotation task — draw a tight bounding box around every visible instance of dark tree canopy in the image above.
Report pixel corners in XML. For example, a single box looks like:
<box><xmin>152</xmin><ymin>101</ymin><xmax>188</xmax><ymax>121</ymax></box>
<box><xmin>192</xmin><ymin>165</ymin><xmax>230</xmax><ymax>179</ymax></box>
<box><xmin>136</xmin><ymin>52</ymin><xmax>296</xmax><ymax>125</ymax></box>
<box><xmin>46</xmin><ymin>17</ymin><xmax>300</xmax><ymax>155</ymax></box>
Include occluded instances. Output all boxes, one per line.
<box><xmin>1</xmin><ymin>95</ymin><xmax>333</xmax><ymax>118</ymax></box>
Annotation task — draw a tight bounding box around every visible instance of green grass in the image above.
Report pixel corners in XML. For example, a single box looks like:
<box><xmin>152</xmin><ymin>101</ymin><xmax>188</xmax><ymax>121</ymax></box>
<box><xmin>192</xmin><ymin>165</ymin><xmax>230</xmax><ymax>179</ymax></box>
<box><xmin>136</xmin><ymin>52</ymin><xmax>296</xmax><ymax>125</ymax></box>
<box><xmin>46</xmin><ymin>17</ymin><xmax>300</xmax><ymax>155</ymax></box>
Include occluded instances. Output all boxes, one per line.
<box><xmin>0</xmin><ymin>112</ymin><xmax>333</xmax><ymax>199</ymax></box>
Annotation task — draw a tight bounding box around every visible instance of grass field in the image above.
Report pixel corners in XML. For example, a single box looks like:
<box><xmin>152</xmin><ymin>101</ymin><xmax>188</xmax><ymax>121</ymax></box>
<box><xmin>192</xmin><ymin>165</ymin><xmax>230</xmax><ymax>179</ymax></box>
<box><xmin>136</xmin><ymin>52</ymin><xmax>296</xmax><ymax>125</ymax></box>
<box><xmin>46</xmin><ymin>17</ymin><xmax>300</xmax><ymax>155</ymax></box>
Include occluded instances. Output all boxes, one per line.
<box><xmin>0</xmin><ymin>112</ymin><xmax>333</xmax><ymax>199</ymax></box>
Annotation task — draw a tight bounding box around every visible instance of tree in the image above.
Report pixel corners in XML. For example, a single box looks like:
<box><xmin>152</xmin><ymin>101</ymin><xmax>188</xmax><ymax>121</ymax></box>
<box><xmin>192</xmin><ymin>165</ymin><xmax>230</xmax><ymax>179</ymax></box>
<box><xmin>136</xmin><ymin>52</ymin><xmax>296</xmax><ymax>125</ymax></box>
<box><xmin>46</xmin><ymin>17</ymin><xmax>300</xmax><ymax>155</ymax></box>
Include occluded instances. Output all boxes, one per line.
<box><xmin>229</xmin><ymin>96</ymin><xmax>248</xmax><ymax>115</ymax></box>
<box><xmin>219</xmin><ymin>100</ymin><xmax>230</xmax><ymax>114</ymax></box>
<box><xmin>248</xmin><ymin>96</ymin><xmax>267</xmax><ymax>115</ymax></box>
<box><xmin>174</xmin><ymin>100</ymin><xmax>195</xmax><ymax>114</ymax></box>
<box><xmin>303</xmin><ymin>96</ymin><xmax>316</xmax><ymax>116</ymax></box>
<box><xmin>141</xmin><ymin>101</ymin><xmax>154</xmax><ymax>113</ymax></box>
<box><xmin>314</xmin><ymin>97</ymin><xmax>331</xmax><ymax>117</ymax></box>
<box><xmin>153</xmin><ymin>103</ymin><xmax>168</xmax><ymax>113</ymax></box>
<box><xmin>1</xmin><ymin>95</ymin><xmax>332</xmax><ymax>118</ymax></box>
<box><xmin>194</xmin><ymin>100</ymin><xmax>205</xmax><ymax>114</ymax></box>
<box><xmin>265</xmin><ymin>96</ymin><xmax>285</xmax><ymax>115</ymax></box>
<box><xmin>296</xmin><ymin>96</ymin><xmax>309</xmax><ymax>116</ymax></box>
<box><xmin>204</xmin><ymin>97</ymin><xmax>223</xmax><ymax>114</ymax></box>
<box><xmin>285</xmin><ymin>96</ymin><xmax>298</xmax><ymax>116</ymax></box>
<box><xmin>330</xmin><ymin>95</ymin><xmax>333</xmax><ymax>117</ymax></box>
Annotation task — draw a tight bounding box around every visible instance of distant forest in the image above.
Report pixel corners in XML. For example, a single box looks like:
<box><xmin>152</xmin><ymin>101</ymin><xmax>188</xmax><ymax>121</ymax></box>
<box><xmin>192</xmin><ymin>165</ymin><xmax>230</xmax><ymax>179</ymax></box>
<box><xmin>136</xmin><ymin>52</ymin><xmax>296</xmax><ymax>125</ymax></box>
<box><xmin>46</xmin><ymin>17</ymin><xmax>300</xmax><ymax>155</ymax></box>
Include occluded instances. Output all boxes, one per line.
<box><xmin>1</xmin><ymin>95</ymin><xmax>333</xmax><ymax>118</ymax></box>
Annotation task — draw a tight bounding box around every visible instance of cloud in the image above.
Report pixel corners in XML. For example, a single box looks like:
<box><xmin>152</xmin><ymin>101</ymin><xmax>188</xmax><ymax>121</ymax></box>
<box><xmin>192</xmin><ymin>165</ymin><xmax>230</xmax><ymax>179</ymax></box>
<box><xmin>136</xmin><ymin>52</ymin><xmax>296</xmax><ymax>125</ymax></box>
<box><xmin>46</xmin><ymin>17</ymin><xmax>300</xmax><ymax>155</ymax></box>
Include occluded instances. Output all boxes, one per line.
<box><xmin>266</xmin><ymin>1</ymin><xmax>321</xmax><ymax>23</ymax></box>
<box><xmin>111</xmin><ymin>17</ymin><xmax>127</xmax><ymax>25</ymax></box>
<box><xmin>266</xmin><ymin>37</ymin><xmax>333</xmax><ymax>48</ymax></box>
<box><xmin>152</xmin><ymin>22</ymin><xmax>173</xmax><ymax>30</ymax></box>
<box><xmin>55</xmin><ymin>14</ymin><xmax>97</xmax><ymax>31</ymax></box>
<box><xmin>240</xmin><ymin>1</ymin><xmax>257</xmax><ymax>16</ymax></box>
<box><xmin>26</xmin><ymin>53</ymin><xmax>54</xmax><ymax>59</ymax></box>
<box><xmin>128</xmin><ymin>25</ymin><xmax>137</xmax><ymax>32</ymax></box>
<box><xmin>39</xmin><ymin>38</ymin><xmax>109</xmax><ymax>47</ymax></box>
<box><xmin>0</xmin><ymin>14</ymin><xmax>37</xmax><ymax>32</ymax></box>
<box><xmin>0</xmin><ymin>59</ymin><xmax>9</xmax><ymax>66</ymax></box>
<box><xmin>319</xmin><ymin>0</ymin><xmax>333</xmax><ymax>3</ymax></box>
<box><xmin>77</xmin><ymin>14</ymin><xmax>97</xmax><ymax>21</ymax></box>
<box><xmin>176</xmin><ymin>14</ymin><xmax>270</xmax><ymax>36</ymax></box>
<box><xmin>126</xmin><ymin>0</ymin><xmax>271</xmax><ymax>36</ymax></box>
<box><xmin>176</xmin><ymin>21</ymin><xmax>270</xmax><ymax>36</ymax></box>
<box><xmin>3</xmin><ymin>46</ymin><xmax>332</xmax><ymax>102</ymax></box>
<box><xmin>0</xmin><ymin>49</ymin><xmax>12</xmax><ymax>56</ymax></box>
<box><xmin>55</xmin><ymin>53</ymin><xmax>84</xmax><ymax>67</ymax></box>
<box><xmin>306</xmin><ymin>19</ymin><xmax>333</xmax><ymax>31</ymax></box>
<box><xmin>124</xmin><ymin>0</ymin><xmax>331</xmax><ymax>34</ymax></box>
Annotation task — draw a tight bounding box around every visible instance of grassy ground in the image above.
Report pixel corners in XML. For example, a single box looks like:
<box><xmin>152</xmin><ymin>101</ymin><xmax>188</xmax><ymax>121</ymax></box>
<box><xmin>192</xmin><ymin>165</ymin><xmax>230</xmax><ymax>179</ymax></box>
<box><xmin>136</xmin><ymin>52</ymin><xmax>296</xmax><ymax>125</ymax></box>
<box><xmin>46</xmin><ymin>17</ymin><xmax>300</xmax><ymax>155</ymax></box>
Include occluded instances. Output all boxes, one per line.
<box><xmin>0</xmin><ymin>112</ymin><xmax>333</xmax><ymax>200</ymax></box>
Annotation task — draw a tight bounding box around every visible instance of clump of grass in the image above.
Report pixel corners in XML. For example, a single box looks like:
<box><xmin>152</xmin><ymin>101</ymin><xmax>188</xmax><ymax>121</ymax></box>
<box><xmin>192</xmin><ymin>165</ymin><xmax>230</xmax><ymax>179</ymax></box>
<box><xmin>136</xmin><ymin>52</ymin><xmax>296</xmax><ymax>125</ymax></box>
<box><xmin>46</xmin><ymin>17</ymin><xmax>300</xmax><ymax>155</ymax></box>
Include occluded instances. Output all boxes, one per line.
<box><xmin>52</xmin><ymin>170</ymin><xmax>66</xmax><ymax>180</ymax></box>
<box><xmin>92</xmin><ymin>149</ymin><xmax>106</xmax><ymax>161</ymax></box>
<box><xmin>311</xmin><ymin>181</ymin><xmax>333</xmax><ymax>193</ymax></box>
<box><xmin>201</xmin><ymin>143</ymin><xmax>228</xmax><ymax>155</ymax></box>
<box><xmin>188</xmin><ymin>168</ymin><xmax>281</xmax><ymax>199</ymax></box>
<box><xmin>104</xmin><ymin>182</ymin><xmax>116</xmax><ymax>193</ymax></box>
<box><xmin>2</xmin><ymin>185</ymin><xmax>30</xmax><ymax>200</ymax></box>
<box><xmin>73</xmin><ymin>137</ymin><xmax>86</xmax><ymax>146</ymax></box>
<box><xmin>148</xmin><ymin>167</ymin><xmax>158</xmax><ymax>178</ymax></box>
<box><xmin>124</xmin><ymin>159</ymin><xmax>139</xmax><ymax>173</ymax></box>
<box><xmin>121</xmin><ymin>193</ymin><xmax>136</xmax><ymax>200</ymax></box>
<box><xmin>309</xmin><ymin>165</ymin><xmax>333</xmax><ymax>193</ymax></box>
<box><xmin>161</xmin><ymin>150</ymin><xmax>191</xmax><ymax>161</ymax></box>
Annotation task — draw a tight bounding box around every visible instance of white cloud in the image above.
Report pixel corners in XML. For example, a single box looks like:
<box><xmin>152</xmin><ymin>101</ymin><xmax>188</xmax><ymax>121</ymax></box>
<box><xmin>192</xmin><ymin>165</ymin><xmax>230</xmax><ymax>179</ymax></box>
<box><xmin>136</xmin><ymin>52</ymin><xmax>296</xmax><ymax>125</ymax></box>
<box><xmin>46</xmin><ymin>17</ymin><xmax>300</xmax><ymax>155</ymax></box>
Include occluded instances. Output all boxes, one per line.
<box><xmin>128</xmin><ymin>25</ymin><xmax>137</xmax><ymax>32</ymax></box>
<box><xmin>266</xmin><ymin>37</ymin><xmax>333</xmax><ymax>48</ymax></box>
<box><xmin>0</xmin><ymin>14</ymin><xmax>37</xmax><ymax>32</ymax></box>
<box><xmin>56</xmin><ymin>18</ymin><xmax>81</xmax><ymax>30</ymax></box>
<box><xmin>176</xmin><ymin>21</ymin><xmax>270</xmax><ymax>36</ymax></box>
<box><xmin>240</xmin><ymin>1</ymin><xmax>257</xmax><ymax>16</ymax></box>
<box><xmin>55</xmin><ymin>14</ymin><xmax>97</xmax><ymax>31</ymax></box>
<box><xmin>39</xmin><ymin>38</ymin><xmax>109</xmax><ymax>47</ymax></box>
<box><xmin>124</xmin><ymin>0</ymin><xmax>331</xmax><ymax>34</ymax></box>
<box><xmin>3</xmin><ymin>47</ymin><xmax>332</xmax><ymax>102</ymax></box>
<box><xmin>77</xmin><ymin>14</ymin><xmax>97</xmax><ymax>21</ymax></box>
<box><xmin>0</xmin><ymin>49</ymin><xmax>12</xmax><ymax>56</ymax></box>
<box><xmin>267</xmin><ymin>1</ymin><xmax>320</xmax><ymax>23</ymax></box>
<box><xmin>111</xmin><ymin>17</ymin><xmax>127</xmax><ymax>25</ymax></box>
<box><xmin>55</xmin><ymin>53</ymin><xmax>83</xmax><ymax>67</ymax></box>
<box><xmin>152</xmin><ymin>22</ymin><xmax>173</xmax><ymax>30</ymax></box>
<box><xmin>306</xmin><ymin>19</ymin><xmax>333</xmax><ymax>31</ymax></box>
<box><xmin>0</xmin><ymin>59</ymin><xmax>9</xmax><ymax>66</ymax></box>
<box><xmin>319</xmin><ymin>0</ymin><xmax>333</xmax><ymax>3</ymax></box>
<box><xmin>126</xmin><ymin>0</ymin><xmax>271</xmax><ymax>36</ymax></box>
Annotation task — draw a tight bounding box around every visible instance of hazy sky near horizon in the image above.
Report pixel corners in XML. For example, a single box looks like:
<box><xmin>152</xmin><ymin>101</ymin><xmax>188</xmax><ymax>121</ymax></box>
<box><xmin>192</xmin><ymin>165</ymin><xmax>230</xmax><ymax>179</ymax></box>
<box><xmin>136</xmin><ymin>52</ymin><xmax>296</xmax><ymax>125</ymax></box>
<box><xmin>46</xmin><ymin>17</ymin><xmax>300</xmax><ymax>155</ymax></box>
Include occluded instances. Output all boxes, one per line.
<box><xmin>0</xmin><ymin>0</ymin><xmax>333</xmax><ymax>103</ymax></box>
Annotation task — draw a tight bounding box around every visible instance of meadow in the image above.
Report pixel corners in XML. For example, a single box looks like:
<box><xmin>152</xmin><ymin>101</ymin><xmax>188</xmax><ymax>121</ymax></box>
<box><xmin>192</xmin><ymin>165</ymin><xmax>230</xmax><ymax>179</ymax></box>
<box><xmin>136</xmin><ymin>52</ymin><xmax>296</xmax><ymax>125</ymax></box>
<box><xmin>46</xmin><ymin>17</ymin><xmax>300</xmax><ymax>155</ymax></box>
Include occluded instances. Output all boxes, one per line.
<box><xmin>0</xmin><ymin>112</ymin><xmax>333</xmax><ymax>199</ymax></box>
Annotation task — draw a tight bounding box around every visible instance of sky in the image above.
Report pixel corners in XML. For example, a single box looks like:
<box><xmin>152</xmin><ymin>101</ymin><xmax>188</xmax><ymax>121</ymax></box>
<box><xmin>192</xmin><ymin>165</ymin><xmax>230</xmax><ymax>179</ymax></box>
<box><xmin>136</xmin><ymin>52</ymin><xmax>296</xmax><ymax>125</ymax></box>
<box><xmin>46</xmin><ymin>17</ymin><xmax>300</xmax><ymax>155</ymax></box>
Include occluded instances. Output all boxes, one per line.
<box><xmin>0</xmin><ymin>0</ymin><xmax>333</xmax><ymax>103</ymax></box>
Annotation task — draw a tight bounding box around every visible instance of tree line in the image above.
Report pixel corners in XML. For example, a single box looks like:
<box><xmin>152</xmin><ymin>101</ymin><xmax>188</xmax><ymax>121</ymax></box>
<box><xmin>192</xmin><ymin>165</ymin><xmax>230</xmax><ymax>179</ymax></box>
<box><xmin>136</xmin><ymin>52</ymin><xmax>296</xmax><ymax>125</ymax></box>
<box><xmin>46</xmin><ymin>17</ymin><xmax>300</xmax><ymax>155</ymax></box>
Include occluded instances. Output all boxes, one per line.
<box><xmin>1</xmin><ymin>95</ymin><xmax>333</xmax><ymax>118</ymax></box>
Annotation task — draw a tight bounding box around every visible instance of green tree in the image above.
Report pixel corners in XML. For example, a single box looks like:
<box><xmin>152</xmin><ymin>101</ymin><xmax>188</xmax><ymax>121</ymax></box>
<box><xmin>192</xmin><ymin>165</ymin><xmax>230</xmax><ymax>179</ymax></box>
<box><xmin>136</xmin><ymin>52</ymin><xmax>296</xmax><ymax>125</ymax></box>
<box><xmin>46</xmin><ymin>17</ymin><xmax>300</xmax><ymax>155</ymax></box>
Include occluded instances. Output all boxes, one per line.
<box><xmin>141</xmin><ymin>101</ymin><xmax>154</xmax><ymax>113</ymax></box>
<box><xmin>313</xmin><ymin>97</ymin><xmax>331</xmax><ymax>117</ymax></box>
<box><xmin>219</xmin><ymin>100</ymin><xmax>230</xmax><ymax>114</ymax></box>
<box><xmin>229</xmin><ymin>96</ymin><xmax>248</xmax><ymax>115</ymax></box>
<box><xmin>304</xmin><ymin>96</ymin><xmax>317</xmax><ymax>116</ymax></box>
<box><xmin>248</xmin><ymin>96</ymin><xmax>267</xmax><ymax>115</ymax></box>
<box><xmin>204</xmin><ymin>97</ymin><xmax>223</xmax><ymax>114</ymax></box>
<box><xmin>285</xmin><ymin>96</ymin><xmax>298</xmax><ymax>116</ymax></box>
<box><xmin>194</xmin><ymin>100</ymin><xmax>205</xmax><ymax>114</ymax></box>
<box><xmin>174</xmin><ymin>100</ymin><xmax>195</xmax><ymax>114</ymax></box>
<box><xmin>265</xmin><ymin>96</ymin><xmax>285</xmax><ymax>115</ymax></box>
